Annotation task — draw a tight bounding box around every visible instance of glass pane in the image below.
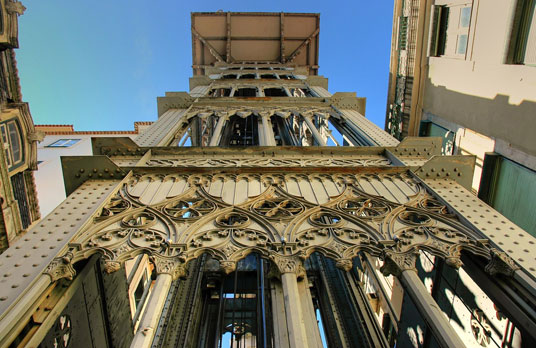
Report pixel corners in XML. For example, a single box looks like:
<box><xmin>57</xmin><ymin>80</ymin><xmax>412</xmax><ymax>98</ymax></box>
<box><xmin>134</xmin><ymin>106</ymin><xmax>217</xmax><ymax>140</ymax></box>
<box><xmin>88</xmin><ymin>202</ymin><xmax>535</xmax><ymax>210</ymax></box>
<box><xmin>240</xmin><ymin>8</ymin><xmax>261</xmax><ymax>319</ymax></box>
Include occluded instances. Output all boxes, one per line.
<box><xmin>66</xmin><ymin>139</ymin><xmax>80</xmax><ymax>146</ymax></box>
<box><xmin>457</xmin><ymin>34</ymin><xmax>468</xmax><ymax>55</ymax></box>
<box><xmin>523</xmin><ymin>2</ymin><xmax>536</xmax><ymax>65</ymax></box>
<box><xmin>8</xmin><ymin>122</ymin><xmax>21</xmax><ymax>163</ymax></box>
<box><xmin>0</xmin><ymin>124</ymin><xmax>8</xmax><ymax>143</ymax></box>
<box><xmin>4</xmin><ymin>149</ymin><xmax>11</xmax><ymax>166</ymax></box>
<box><xmin>460</xmin><ymin>7</ymin><xmax>471</xmax><ymax>28</ymax></box>
<box><xmin>48</xmin><ymin>140</ymin><xmax>64</xmax><ymax>147</ymax></box>
<box><xmin>424</xmin><ymin>122</ymin><xmax>455</xmax><ymax>155</ymax></box>
<box><xmin>492</xmin><ymin>158</ymin><xmax>536</xmax><ymax>235</ymax></box>
<box><xmin>49</xmin><ymin>139</ymin><xmax>80</xmax><ymax>147</ymax></box>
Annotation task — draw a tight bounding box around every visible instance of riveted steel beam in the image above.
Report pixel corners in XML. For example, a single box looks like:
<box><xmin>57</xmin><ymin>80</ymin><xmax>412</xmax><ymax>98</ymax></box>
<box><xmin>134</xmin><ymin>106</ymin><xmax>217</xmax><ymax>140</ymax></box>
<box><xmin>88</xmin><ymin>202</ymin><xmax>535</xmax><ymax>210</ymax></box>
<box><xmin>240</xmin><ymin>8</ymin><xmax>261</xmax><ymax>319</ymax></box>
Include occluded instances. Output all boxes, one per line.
<box><xmin>415</xmin><ymin>155</ymin><xmax>476</xmax><ymax>191</ymax></box>
<box><xmin>92</xmin><ymin>137</ymin><xmax>143</xmax><ymax>157</ymax></box>
<box><xmin>61</xmin><ymin>156</ymin><xmax>128</xmax><ymax>196</ymax></box>
<box><xmin>330</xmin><ymin>92</ymin><xmax>366</xmax><ymax>112</ymax></box>
<box><xmin>390</xmin><ymin>136</ymin><xmax>442</xmax><ymax>157</ymax></box>
<box><xmin>387</xmin><ymin>137</ymin><xmax>443</xmax><ymax>167</ymax></box>
<box><xmin>191</xmin><ymin>27</ymin><xmax>224</xmax><ymax>63</ymax></box>
<box><xmin>287</xmin><ymin>28</ymin><xmax>319</xmax><ymax>62</ymax></box>
<box><xmin>157</xmin><ymin>92</ymin><xmax>194</xmax><ymax>116</ymax></box>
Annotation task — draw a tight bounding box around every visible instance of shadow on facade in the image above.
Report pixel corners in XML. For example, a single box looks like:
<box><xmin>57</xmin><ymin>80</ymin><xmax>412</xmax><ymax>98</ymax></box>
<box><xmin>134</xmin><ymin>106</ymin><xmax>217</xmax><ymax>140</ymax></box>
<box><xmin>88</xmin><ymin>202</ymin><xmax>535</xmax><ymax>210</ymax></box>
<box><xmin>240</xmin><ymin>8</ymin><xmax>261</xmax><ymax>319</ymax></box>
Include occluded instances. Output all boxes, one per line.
<box><xmin>423</xmin><ymin>79</ymin><xmax>536</xmax><ymax>158</ymax></box>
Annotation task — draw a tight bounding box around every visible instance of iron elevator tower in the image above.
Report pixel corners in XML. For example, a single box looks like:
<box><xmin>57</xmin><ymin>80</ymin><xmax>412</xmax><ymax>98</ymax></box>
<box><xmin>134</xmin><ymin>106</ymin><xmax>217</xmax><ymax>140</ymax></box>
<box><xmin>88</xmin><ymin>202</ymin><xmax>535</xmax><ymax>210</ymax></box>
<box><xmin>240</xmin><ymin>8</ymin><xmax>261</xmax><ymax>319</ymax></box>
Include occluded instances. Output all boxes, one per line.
<box><xmin>0</xmin><ymin>11</ymin><xmax>535</xmax><ymax>348</ymax></box>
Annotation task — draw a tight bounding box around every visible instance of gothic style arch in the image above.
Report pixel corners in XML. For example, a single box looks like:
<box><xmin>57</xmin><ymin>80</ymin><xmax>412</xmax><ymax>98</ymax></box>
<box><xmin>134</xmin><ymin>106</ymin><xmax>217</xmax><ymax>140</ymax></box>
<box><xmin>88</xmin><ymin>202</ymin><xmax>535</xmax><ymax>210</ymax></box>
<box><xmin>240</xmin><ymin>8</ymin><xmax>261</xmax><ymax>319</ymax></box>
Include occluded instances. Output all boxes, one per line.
<box><xmin>43</xmin><ymin>172</ymin><xmax>517</xmax><ymax>286</ymax></box>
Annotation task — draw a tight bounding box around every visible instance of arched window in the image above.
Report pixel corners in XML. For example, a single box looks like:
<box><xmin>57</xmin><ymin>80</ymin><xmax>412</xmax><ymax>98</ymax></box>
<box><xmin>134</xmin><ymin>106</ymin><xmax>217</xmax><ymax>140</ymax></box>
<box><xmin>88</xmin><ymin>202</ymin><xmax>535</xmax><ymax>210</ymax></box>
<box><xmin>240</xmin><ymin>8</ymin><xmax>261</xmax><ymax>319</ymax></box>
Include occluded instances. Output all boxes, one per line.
<box><xmin>0</xmin><ymin>119</ymin><xmax>23</xmax><ymax>170</ymax></box>
<box><xmin>196</xmin><ymin>253</ymin><xmax>274</xmax><ymax>347</ymax></box>
<box><xmin>220</xmin><ymin>114</ymin><xmax>259</xmax><ymax>146</ymax></box>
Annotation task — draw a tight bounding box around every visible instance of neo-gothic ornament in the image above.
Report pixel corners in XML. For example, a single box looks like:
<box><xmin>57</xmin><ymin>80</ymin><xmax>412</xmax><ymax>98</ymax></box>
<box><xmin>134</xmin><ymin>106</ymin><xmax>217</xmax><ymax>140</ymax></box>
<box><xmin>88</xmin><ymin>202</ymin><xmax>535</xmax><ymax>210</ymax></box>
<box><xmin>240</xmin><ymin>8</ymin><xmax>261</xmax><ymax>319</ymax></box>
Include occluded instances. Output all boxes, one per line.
<box><xmin>145</xmin><ymin>156</ymin><xmax>391</xmax><ymax>168</ymax></box>
<box><xmin>484</xmin><ymin>248</ymin><xmax>520</xmax><ymax>277</ymax></box>
<box><xmin>270</xmin><ymin>255</ymin><xmax>306</xmax><ymax>279</ymax></box>
<box><xmin>152</xmin><ymin>256</ymin><xmax>187</xmax><ymax>280</ymax></box>
<box><xmin>27</xmin><ymin>130</ymin><xmax>45</xmax><ymax>142</ymax></box>
<box><xmin>42</xmin><ymin>173</ymin><xmax>500</xmax><ymax>284</ymax></box>
<box><xmin>44</xmin><ymin>256</ymin><xmax>77</xmax><ymax>282</ymax></box>
<box><xmin>96</xmin><ymin>193</ymin><xmax>131</xmax><ymax>220</ymax></box>
<box><xmin>219</xmin><ymin>260</ymin><xmax>237</xmax><ymax>274</ymax></box>
<box><xmin>380</xmin><ymin>250</ymin><xmax>419</xmax><ymax>277</ymax></box>
<box><xmin>335</xmin><ymin>258</ymin><xmax>354</xmax><ymax>271</ymax></box>
<box><xmin>252</xmin><ymin>197</ymin><xmax>304</xmax><ymax>220</ymax></box>
<box><xmin>164</xmin><ymin>198</ymin><xmax>216</xmax><ymax>221</ymax></box>
<box><xmin>103</xmin><ymin>261</ymin><xmax>121</xmax><ymax>273</ymax></box>
<box><xmin>6</xmin><ymin>1</ymin><xmax>26</xmax><ymax>15</ymax></box>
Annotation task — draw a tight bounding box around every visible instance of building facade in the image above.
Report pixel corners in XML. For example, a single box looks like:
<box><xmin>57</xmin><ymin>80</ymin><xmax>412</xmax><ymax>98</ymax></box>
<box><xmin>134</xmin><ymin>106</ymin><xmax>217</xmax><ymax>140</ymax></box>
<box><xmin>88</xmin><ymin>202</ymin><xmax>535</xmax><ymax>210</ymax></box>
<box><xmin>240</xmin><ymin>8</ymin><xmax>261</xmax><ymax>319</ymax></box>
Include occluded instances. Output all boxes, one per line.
<box><xmin>385</xmin><ymin>0</ymin><xmax>536</xmax><ymax>234</ymax></box>
<box><xmin>0</xmin><ymin>10</ymin><xmax>535</xmax><ymax>348</ymax></box>
<box><xmin>33</xmin><ymin>123</ymin><xmax>151</xmax><ymax>216</ymax></box>
<box><xmin>0</xmin><ymin>0</ymin><xmax>41</xmax><ymax>253</ymax></box>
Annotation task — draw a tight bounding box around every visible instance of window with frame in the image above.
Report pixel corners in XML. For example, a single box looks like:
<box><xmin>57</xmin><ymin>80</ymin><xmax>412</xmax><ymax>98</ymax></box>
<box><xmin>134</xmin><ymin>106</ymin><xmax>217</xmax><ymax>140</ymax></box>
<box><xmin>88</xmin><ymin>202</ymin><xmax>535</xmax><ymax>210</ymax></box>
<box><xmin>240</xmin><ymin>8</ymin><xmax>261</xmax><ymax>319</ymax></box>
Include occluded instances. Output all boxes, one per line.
<box><xmin>419</xmin><ymin>121</ymin><xmax>455</xmax><ymax>155</ymax></box>
<box><xmin>479</xmin><ymin>154</ymin><xmax>536</xmax><ymax>235</ymax></box>
<box><xmin>507</xmin><ymin>0</ymin><xmax>536</xmax><ymax>65</ymax></box>
<box><xmin>430</xmin><ymin>3</ymin><xmax>472</xmax><ymax>57</ymax></box>
<box><xmin>133</xmin><ymin>272</ymin><xmax>148</xmax><ymax>310</ymax></box>
<box><xmin>0</xmin><ymin>119</ymin><xmax>23</xmax><ymax>170</ymax></box>
<box><xmin>46</xmin><ymin>139</ymin><xmax>81</xmax><ymax>147</ymax></box>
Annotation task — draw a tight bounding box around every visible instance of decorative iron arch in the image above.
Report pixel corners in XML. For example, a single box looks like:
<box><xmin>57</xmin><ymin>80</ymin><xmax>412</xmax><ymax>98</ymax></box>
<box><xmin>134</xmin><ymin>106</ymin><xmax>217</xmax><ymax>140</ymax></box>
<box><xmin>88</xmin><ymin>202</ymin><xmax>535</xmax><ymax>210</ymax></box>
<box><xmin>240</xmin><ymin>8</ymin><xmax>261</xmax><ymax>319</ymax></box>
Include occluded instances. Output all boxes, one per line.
<box><xmin>44</xmin><ymin>174</ymin><xmax>517</xmax><ymax>283</ymax></box>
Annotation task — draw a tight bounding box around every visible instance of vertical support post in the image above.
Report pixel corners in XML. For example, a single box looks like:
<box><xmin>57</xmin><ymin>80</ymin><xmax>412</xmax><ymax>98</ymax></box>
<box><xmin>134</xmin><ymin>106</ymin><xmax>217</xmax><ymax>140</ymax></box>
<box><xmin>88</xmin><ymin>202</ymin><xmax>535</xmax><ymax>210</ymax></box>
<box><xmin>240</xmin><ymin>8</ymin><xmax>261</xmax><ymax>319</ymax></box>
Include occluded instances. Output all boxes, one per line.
<box><xmin>280</xmin><ymin>12</ymin><xmax>285</xmax><ymax>63</ymax></box>
<box><xmin>272</xmin><ymin>256</ymin><xmax>308</xmax><ymax>347</ymax></box>
<box><xmin>258</xmin><ymin>258</ymin><xmax>268</xmax><ymax>348</ymax></box>
<box><xmin>226</xmin><ymin>12</ymin><xmax>232</xmax><ymax>63</ymax></box>
<box><xmin>298</xmin><ymin>274</ymin><xmax>324</xmax><ymax>348</ymax></box>
<box><xmin>209</xmin><ymin>115</ymin><xmax>228</xmax><ymax>146</ymax></box>
<box><xmin>400</xmin><ymin>270</ymin><xmax>466</xmax><ymax>348</ymax></box>
<box><xmin>381</xmin><ymin>251</ymin><xmax>466</xmax><ymax>348</ymax></box>
<box><xmin>281</xmin><ymin>273</ymin><xmax>308</xmax><ymax>347</ymax></box>
<box><xmin>130</xmin><ymin>273</ymin><xmax>173</xmax><ymax>348</ymax></box>
<box><xmin>302</xmin><ymin>114</ymin><xmax>327</xmax><ymax>146</ymax></box>
<box><xmin>261</xmin><ymin>114</ymin><xmax>276</xmax><ymax>146</ymax></box>
<box><xmin>270</xmin><ymin>280</ymin><xmax>290</xmax><ymax>347</ymax></box>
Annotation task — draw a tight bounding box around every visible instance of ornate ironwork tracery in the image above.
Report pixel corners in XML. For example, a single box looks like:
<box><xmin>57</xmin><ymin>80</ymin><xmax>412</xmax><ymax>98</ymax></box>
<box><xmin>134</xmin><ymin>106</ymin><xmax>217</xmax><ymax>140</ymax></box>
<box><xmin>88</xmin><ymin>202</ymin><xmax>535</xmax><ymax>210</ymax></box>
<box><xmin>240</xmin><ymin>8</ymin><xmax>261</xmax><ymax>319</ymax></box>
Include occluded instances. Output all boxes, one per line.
<box><xmin>45</xmin><ymin>172</ymin><xmax>513</xmax><ymax>282</ymax></box>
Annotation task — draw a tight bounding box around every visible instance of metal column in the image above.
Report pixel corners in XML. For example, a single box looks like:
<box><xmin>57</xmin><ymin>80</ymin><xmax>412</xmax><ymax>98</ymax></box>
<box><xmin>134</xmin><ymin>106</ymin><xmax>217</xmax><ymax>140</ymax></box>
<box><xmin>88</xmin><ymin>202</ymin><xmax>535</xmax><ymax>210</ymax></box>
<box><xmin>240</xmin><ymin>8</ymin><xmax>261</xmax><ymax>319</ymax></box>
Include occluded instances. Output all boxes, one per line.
<box><xmin>281</xmin><ymin>272</ymin><xmax>308</xmax><ymax>347</ymax></box>
<box><xmin>400</xmin><ymin>269</ymin><xmax>466</xmax><ymax>348</ymax></box>
<box><xmin>130</xmin><ymin>273</ymin><xmax>173</xmax><ymax>348</ymax></box>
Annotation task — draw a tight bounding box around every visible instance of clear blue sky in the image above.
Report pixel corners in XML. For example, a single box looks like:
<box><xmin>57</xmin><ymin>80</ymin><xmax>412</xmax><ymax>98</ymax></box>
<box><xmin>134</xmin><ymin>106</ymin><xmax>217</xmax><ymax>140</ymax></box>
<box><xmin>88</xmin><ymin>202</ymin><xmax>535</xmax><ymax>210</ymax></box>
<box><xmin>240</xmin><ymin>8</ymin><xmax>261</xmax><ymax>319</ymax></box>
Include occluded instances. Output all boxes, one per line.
<box><xmin>16</xmin><ymin>1</ymin><xmax>393</xmax><ymax>131</ymax></box>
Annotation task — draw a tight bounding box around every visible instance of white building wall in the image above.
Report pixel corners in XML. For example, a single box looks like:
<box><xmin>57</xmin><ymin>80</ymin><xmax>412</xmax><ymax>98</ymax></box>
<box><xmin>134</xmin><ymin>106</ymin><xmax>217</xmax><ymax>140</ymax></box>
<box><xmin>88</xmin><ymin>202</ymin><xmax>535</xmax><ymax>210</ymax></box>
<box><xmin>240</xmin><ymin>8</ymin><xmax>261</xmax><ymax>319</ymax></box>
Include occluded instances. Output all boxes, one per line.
<box><xmin>424</xmin><ymin>0</ymin><xmax>536</xmax><ymax>162</ymax></box>
<box><xmin>36</xmin><ymin>134</ymin><xmax>136</xmax><ymax>217</ymax></box>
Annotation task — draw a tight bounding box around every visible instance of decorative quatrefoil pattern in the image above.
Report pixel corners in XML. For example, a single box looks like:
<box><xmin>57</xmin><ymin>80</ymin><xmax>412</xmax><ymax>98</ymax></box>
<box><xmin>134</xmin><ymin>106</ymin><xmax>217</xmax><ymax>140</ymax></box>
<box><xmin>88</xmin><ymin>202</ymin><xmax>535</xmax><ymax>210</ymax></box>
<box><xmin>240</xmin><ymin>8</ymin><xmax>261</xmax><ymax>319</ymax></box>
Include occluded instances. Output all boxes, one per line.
<box><xmin>252</xmin><ymin>197</ymin><xmax>304</xmax><ymax>220</ymax></box>
<box><xmin>45</xmin><ymin>173</ymin><xmax>515</xmax><ymax>281</ymax></box>
<box><xmin>164</xmin><ymin>198</ymin><xmax>217</xmax><ymax>221</ymax></box>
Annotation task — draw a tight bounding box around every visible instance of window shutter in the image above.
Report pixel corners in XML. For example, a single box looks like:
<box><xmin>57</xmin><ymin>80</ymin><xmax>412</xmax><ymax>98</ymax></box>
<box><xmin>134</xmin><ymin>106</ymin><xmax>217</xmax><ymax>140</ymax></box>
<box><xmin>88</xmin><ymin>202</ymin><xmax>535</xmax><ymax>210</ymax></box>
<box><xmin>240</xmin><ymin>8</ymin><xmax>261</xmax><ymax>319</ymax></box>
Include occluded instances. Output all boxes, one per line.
<box><xmin>399</xmin><ymin>16</ymin><xmax>408</xmax><ymax>50</ymax></box>
<box><xmin>523</xmin><ymin>3</ymin><xmax>536</xmax><ymax>65</ymax></box>
<box><xmin>429</xmin><ymin>6</ymin><xmax>449</xmax><ymax>57</ymax></box>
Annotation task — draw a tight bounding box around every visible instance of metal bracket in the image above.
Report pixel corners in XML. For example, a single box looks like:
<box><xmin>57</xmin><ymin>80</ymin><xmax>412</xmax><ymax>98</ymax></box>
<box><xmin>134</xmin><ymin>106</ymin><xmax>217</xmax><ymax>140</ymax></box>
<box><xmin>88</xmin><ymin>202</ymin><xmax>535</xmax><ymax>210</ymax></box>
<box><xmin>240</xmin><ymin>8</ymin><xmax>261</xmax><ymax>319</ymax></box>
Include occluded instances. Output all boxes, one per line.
<box><xmin>157</xmin><ymin>92</ymin><xmax>194</xmax><ymax>116</ymax></box>
<box><xmin>305</xmin><ymin>75</ymin><xmax>329</xmax><ymax>90</ymax></box>
<box><xmin>415</xmin><ymin>155</ymin><xmax>476</xmax><ymax>191</ymax></box>
<box><xmin>385</xmin><ymin>137</ymin><xmax>443</xmax><ymax>168</ymax></box>
<box><xmin>189</xmin><ymin>76</ymin><xmax>211</xmax><ymax>91</ymax></box>
<box><xmin>61</xmin><ymin>156</ymin><xmax>128</xmax><ymax>196</ymax></box>
<box><xmin>390</xmin><ymin>136</ymin><xmax>442</xmax><ymax>157</ymax></box>
<box><xmin>330</xmin><ymin>92</ymin><xmax>366</xmax><ymax>113</ymax></box>
<box><xmin>92</xmin><ymin>137</ymin><xmax>145</xmax><ymax>157</ymax></box>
